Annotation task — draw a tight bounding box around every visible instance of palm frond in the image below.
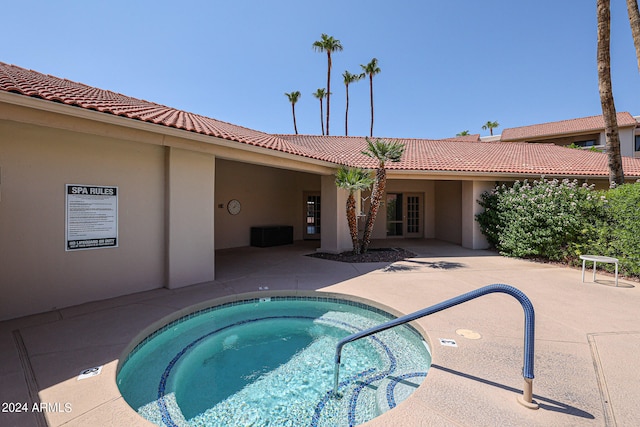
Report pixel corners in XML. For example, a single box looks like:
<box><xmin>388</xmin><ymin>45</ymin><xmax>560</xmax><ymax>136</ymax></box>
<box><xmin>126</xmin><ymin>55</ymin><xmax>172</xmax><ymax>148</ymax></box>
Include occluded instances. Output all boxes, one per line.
<box><xmin>313</xmin><ymin>33</ymin><xmax>343</xmax><ymax>53</ymax></box>
<box><xmin>343</xmin><ymin>70</ymin><xmax>364</xmax><ymax>85</ymax></box>
<box><xmin>313</xmin><ymin>88</ymin><xmax>327</xmax><ymax>99</ymax></box>
<box><xmin>360</xmin><ymin>58</ymin><xmax>381</xmax><ymax>75</ymax></box>
<box><xmin>285</xmin><ymin>91</ymin><xmax>301</xmax><ymax>103</ymax></box>
<box><xmin>335</xmin><ymin>166</ymin><xmax>374</xmax><ymax>192</ymax></box>
<box><xmin>361</xmin><ymin>137</ymin><xmax>405</xmax><ymax>163</ymax></box>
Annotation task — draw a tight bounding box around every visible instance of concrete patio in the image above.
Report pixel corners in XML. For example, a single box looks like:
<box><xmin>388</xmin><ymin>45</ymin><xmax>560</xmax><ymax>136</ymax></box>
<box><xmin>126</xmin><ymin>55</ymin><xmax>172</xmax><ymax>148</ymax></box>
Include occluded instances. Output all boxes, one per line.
<box><xmin>1</xmin><ymin>239</ymin><xmax>637</xmax><ymax>426</ymax></box>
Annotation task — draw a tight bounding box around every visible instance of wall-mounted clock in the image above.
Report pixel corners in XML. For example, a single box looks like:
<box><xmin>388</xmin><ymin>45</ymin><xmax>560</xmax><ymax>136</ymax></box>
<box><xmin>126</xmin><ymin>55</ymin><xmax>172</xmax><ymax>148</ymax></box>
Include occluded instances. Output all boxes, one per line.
<box><xmin>227</xmin><ymin>199</ymin><xmax>241</xmax><ymax>215</ymax></box>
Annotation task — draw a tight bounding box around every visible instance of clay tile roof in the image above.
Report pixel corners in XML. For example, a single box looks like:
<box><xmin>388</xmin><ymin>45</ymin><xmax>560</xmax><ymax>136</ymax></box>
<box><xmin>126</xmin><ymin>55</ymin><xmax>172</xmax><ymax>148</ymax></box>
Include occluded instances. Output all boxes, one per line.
<box><xmin>442</xmin><ymin>134</ymin><xmax>481</xmax><ymax>142</ymax></box>
<box><xmin>3</xmin><ymin>62</ymin><xmax>640</xmax><ymax>178</ymax></box>
<box><xmin>0</xmin><ymin>62</ymin><xmax>306</xmax><ymax>157</ymax></box>
<box><xmin>501</xmin><ymin>112</ymin><xmax>637</xmax><ymax>141</ymax></box>
<box><xmin>279</xmin><ymin>135</ymin><xmax>640</xmax><ymax>177</ymax></box>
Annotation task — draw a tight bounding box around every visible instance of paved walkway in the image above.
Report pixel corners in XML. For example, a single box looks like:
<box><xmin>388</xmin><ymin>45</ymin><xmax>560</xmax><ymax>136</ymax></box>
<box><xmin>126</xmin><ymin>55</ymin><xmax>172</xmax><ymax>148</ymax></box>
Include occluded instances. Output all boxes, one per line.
<box><xmin>1</xmin><ymin>240</ymin><xmax>638</xmax><ymax>426</ymax></box>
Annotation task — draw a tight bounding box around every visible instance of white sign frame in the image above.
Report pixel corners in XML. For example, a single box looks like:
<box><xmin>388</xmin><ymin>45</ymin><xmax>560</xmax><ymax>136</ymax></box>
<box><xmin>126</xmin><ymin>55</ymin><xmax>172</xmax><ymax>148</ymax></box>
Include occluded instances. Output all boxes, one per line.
<box><xmin>65</xmin><ymin>184</ymin><xmax>118</xmax><ymax>251</ymax></box>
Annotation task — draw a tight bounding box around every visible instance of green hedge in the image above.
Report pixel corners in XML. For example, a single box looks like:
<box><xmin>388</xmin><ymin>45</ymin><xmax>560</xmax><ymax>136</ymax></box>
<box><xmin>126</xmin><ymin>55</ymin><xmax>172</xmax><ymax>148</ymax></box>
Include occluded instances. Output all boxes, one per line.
<box><xmin>593</xmin><ymin>183</ymin><xmax>640</xmax><ymax>276</ymax></box>
<box><xmin>476</xmin><ymin>179</ymin><xmax>640</xmax><ymax>278</ymax></box>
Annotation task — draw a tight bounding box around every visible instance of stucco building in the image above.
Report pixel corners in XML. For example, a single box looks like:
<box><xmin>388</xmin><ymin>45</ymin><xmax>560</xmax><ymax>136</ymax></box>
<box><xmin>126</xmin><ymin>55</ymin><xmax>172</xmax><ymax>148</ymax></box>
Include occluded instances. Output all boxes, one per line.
<box><xmin>490</xmin><ymin>112</ymin><xmax>640</xmax><ymax>158</ymax></box>
<box><xmin>2</xmin><ymin>62</ymin><xmax>640</xmax><ymax>320</ymax></box>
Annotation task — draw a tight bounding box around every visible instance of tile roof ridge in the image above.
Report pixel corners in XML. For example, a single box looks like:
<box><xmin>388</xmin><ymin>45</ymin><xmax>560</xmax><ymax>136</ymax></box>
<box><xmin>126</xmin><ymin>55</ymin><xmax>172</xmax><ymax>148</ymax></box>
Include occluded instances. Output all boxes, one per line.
<box><xmin>275</xmin><ymin>133</ymin><xmax>361</xmax><ymax>138</ymax></box>
<box><xmin>185</xmin><ymin>109</ymin><xmax>275</xmax><ymax>136</ymax></box>
<box><xmin>4</xmin><ymin>62</ymin><xmax>640</xmax><ymax>177</ymax></box>
<box><xmin>504</xmin><ymin>111</ymin><xmax>634</xmax><ymax>132</ymax></box>
<box><xmin>399</xmin><ymin>137</ymin><xmax>484</xmax><ymax>143</ymax></box>
<box><xmin>500</xmin><ymin>112</ymin><xmax>637</xmax><ymax>142</ymax></box>
<box><xmin>0</xmin><ymin>61</ymin><xmax>281</xmax><ymax>142</ymax></box>
<box><xmin>0</xmin><ymin>61</ymin><xmax>173</xmax><ymax>109</ymax></box>
<box><xmin>441</xmin><ymin>134</ymin><xmax>481</xmax><ymax>141</ymax></box>
<box><xmin>277</xmin><ymin>134</ymin><xmax>396</xmax><ymax>139</ymax></box>
<box><xmin>281</xmin><ymin>134</ymin><xmax>501</xmax><ymax>144</ymax></box>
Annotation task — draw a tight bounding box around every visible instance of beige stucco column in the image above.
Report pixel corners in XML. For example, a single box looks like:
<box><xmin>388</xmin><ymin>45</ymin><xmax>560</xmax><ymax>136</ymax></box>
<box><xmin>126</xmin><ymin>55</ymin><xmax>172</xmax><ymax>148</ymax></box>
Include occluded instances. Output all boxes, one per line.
<box><xmin>319</xmin><ymin>174</ymin><xmax>352</xmax><ymax>254</ymax></box>
<box><xmin>166</xmin><ymin>147</ymin><xmax>216</xmax><ymax>288</ymax></box>
<box><xmin>461</xmin><ymin>180</ymin><xmax>493</xmax><ymax>249</ymax></box>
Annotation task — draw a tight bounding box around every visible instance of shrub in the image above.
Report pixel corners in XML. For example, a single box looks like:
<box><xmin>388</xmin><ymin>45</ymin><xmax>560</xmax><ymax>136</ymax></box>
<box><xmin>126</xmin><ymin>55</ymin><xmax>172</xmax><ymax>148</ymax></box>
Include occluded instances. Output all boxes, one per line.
<box><xmin>476</xmin><ymin>178</ymin><xmax>604</xmax><ymax>261</ymax></box>
<box><xmin>595</xmin><ymin>182</ymin><xmax>640</xmax><ymax>276</ymax></box>
<box><xmin>477</xmin><ymin>179</ymin><xmax>640</xmax><ymax>278</ymax></box>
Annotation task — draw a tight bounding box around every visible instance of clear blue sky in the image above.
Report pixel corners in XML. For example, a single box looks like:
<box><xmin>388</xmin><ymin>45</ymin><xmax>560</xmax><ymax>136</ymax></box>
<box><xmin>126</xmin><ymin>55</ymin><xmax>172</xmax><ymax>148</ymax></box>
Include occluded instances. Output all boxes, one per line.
<box><xmin>3</xmin><ymin>1</ymin><xmax>640</xmax><ymax>139</ymax></box>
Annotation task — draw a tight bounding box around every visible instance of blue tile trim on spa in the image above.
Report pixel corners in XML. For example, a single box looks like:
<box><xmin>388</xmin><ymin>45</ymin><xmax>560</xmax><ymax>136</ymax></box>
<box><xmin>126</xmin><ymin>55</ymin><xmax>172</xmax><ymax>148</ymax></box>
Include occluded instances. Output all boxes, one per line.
<box><xmin>156</xmin><ymin>314</ymin><xmax>399</xmax><ymax>427</ymax></box>
<box><xmin>121</xmin><ymin>295</ymin><xmax>428</xmax><ymax>427</ymax></box>
<box><xmin>310</xmin><ymin>368</ymin><xmax>376</xmax><ymax>427</ymax></box>
<box><xmin>121</xmin><ymin>295</ymin><xmax>421</xmax><ymax>368</ymax></box>
<box><xmin>346</xmin><ymin>334</ymin><xmax>398</xmax><ymax>426</ymax></box>
<box><xmin>157</xmin><ymin>315</ymin><xmax>325</xmax><ymax>426</ymax></box>
<box><xmin>386</xmin><ymin>372</ymin><xmax>428</xmax><ymax>409</ymax></box>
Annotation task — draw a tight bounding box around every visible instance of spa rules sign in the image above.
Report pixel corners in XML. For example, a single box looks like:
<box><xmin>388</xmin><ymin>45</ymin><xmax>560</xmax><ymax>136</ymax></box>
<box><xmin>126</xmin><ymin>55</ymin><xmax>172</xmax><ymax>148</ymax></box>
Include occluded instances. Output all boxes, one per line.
<box><xmin>65</xmin><ymin>184</ymin><xmax>118</xmax><ymax>251</ymax></box>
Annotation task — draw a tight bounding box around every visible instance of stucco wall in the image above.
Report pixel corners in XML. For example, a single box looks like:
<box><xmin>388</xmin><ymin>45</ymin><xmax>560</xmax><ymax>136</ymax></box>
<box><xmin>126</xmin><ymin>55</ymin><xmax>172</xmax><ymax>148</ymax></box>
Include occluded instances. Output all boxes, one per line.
<box><xmin>0</xmin><ymin>120</ymin><xmax>165</xmax><ymax>320</ymax></box>
<box><xmin>214</xmin><ymin>159</ymin><xmax>321</xmax><ymax>249</ymax></box>
<box><xmin>166</xmin><ymin>147</ymin><xmax>215</xmax><ymax>288</ymax></box>
<box><xmin>461</xmin><ymin>181</ymin><xmax>492</xmax><ymax>249</ymax></box>
<box><xmin>434</xmin><ymin>180</ymin><xmax>462</xmax><ymax>244</ymax></box>
<box><xmin>320</xmin><ymin>175</ymin><xmax>352</xmax><ymax>254</ymax></box>
<box><xmin>619</xmin><ymin>127</ymin><xmax>635</xmax><ymax>158</ymax></box>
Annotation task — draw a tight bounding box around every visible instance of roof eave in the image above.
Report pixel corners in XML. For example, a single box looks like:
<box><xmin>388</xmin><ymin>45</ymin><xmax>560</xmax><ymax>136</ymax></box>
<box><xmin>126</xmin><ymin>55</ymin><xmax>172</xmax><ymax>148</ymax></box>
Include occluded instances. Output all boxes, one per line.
<box><xmin>502</xmin><ymin>123</ymin><xmax>636</xmax><ymax>142</ymax></box>
<box><xmin>387</xmin><ymin>169</ymin><xmax>618</xmax><ymax>181</ymax></box>
<box><xmin>0</xmin><ymin>91</ymin><xmax>338</xmax><ymax>174</ymax></box>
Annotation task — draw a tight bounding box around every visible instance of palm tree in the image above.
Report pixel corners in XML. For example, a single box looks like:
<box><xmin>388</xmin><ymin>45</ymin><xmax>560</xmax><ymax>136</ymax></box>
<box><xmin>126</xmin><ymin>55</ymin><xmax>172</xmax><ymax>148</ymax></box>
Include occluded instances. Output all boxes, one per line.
<box><xmin>313</xmin><ymin>88</ymin><xmax>327</xmax><ymax>135</ymax></box>
<box><xmin>361</xmin><ymin>58</ymin><xmax>381</xmax><ymax>137</ymax></box>
<box><xmin>284</xmin><ymin>91</ymin><xmax>301</xmax><ymax>135</ymax></box>
<box><xmin>482</xmin><ymin>121</ymin><xmax>499</xmax><ymax>136</ymax></box>
<box><xmin>360</xmin><ymin>137</ymin><xmax>405</xmax><ymax>253</ymax></box>
<box><xmin>627</xmin><ymin>0</ymin><xmax>640</xmax><ymax>72</ymax></box>
<box><xmin>343</xmin><ymin>70</ymin><xmax>364</xmax><ymax>136</ymax></box>
<box><xmin>313</xmin><ymin>34</ymin><xmax>343</xmax><ymax>136</ymax></box>
<box><xmin>335</xmin><ymin>166</ymin><xmax>374</xmax><ymax>254</ymax></box>
<box><xmin>456</xmin><ymin>130</ymin><xmax>470</xmax><ymax>136</ymax></box>
<box><xmin>597</xmin><ymin>0</ymin><xmax>624</xmax><ymax>185</ymax></box>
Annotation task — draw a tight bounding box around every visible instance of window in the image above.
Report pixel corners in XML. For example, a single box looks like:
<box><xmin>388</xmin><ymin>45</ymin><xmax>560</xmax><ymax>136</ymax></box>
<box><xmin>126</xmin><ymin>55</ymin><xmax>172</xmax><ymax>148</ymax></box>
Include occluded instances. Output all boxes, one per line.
<box><xmin>386</xmin><ymin>194</ymin><xmax>403</xmax><ymax>236</ymax></box>
<box><xmin>573</xmin><ymin>139</ymin><xmax>596</xmax><ymax>148</ymax></box>
<box><xmin>305</xmin><ymin>195</ymin><xmax>320</xmax><ymax>236</ymax></box>
<box><xmin>407</xmin><ymin>196</ymin><xmax>420</xmax><ymax>234</ymax></box>
<box><xmin>635</xmin><ymin>135</ymin><xmax>640</xmax><ymax>152</ymax></box>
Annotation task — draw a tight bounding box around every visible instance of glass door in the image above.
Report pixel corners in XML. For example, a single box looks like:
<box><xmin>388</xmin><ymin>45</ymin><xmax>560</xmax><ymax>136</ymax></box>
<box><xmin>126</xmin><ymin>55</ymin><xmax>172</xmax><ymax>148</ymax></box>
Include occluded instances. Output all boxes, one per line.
<box><xmin>303</xmin><ymin>192</ymin><xmax>321</xmax><ymax>240</ymax></box>
<box><xmin>405</xmin><ymin>193</ymin><xmax>422</xmax><ymax>238</ymax></box>
<box><xmin>386</xmin><ymin>193</ymin><xmax>423</xmax><ymax>238</ymax></box>
<box><xmin>386</xmin><ymin>193</ymin><xmax>403</xmax><ymax>236</ymax></box>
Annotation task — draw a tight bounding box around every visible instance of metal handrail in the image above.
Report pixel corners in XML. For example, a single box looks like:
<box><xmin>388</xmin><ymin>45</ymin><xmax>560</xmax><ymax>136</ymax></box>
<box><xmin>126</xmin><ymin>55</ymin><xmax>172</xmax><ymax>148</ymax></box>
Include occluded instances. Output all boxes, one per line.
<box><xmin>333</xmin><ymin>284</ymin><xmax>538</xmax><ymax>409</ymax></box>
